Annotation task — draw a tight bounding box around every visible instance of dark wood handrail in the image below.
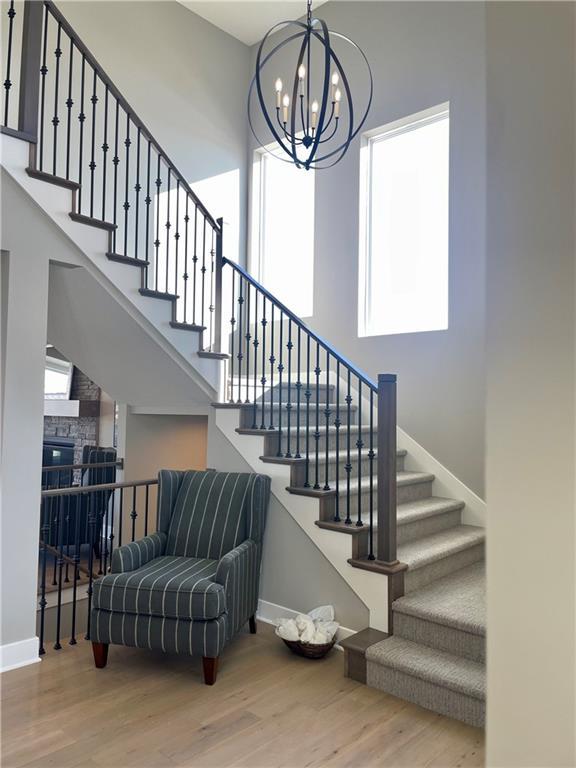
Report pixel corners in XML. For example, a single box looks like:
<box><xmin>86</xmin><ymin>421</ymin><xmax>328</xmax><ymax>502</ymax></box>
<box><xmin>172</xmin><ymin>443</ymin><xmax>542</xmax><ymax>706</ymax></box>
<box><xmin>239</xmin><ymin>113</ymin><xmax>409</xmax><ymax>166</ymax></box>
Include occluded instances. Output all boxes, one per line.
<box><xmin>42</xmin><ymin>459</ymin><xmax>124</xmax><ymax>473</ymax></box>
<box><xmin>223</xmin><ymin>257</ymin><xmax>377</xmax><ymax>391</ymax></box>
<box><xmin>43</xmin><ymin>0</ymin><xmax>221</xmax><ymax>233</ymax></box>
<box><xmin>42</xmin><ymin>478</ymin><xmax>157</xmax><ymax>498</ymax></box>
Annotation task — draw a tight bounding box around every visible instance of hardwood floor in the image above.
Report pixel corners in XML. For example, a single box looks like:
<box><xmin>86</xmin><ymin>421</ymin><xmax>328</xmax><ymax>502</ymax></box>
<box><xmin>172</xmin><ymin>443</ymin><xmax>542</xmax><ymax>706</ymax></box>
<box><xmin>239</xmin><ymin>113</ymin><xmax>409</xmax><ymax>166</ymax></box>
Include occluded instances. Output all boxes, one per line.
<box><xmin>1</xmin><ymin>623</ymin><xmax>484</xmax><ymax>768</ymax></box>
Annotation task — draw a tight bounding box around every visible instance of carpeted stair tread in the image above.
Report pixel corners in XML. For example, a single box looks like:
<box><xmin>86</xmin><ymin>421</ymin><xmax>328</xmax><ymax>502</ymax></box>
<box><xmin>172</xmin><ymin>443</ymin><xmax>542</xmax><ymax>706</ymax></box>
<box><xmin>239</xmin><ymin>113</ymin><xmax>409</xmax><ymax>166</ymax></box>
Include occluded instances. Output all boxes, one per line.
<box><xmin>393</xmin><ymin>562</ymin><xmax>486</xmax><ymax>636</ymax></box>
<box><xmin>366</xmin><ymin>636</ymin><xmax>485</xmax><ymax>700</ymax></box>
<box><xmin>398</xmin><ymin>525</ymin><xmax>484</xmax><ymax>570</ymax></box>
<box><xmin>337</xmin><ymin>471</ymin><xmax>435</xmax><ymax>494</ymax></box>
<box><xmin>397</xmin><ymin>497</ymin><xmax>464</xmax><ymax>525</ymax></box>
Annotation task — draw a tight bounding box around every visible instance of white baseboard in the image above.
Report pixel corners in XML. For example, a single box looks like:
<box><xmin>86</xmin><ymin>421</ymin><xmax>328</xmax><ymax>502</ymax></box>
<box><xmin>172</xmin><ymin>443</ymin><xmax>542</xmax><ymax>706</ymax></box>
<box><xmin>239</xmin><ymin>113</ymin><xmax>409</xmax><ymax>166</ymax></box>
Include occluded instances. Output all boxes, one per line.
<box><xmin>256</xmin><ymin>599</ymin><xmax>357</xmax><ymax>649</ymax></box>
<box><xmin>0</xmin><ymin>637</ymin><xmax>41</xmax><ymax>673</ymax></box>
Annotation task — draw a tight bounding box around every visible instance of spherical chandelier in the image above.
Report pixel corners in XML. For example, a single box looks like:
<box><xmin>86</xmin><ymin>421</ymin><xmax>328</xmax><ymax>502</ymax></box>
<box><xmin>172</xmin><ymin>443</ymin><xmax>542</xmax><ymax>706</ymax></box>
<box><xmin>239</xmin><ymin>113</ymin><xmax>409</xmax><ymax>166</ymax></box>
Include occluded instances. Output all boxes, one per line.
<box><xmin>248</xmin><ymin>0</ymin><xmax>373</xmax><ymax>170</ymax></box>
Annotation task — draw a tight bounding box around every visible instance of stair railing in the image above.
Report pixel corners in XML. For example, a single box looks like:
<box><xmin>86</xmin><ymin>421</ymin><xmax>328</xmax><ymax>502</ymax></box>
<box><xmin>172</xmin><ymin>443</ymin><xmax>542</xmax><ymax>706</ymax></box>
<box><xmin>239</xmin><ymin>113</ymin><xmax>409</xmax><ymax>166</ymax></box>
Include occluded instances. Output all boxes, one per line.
<box><xmin>221</xmin><ymin>258</ymin><xmax>400</xmax><ymax>568</ymax></box>
<box><xmin>1</xmin><ymin>0</ymin><xmax>223</xmax><ymax>349</ymax></box>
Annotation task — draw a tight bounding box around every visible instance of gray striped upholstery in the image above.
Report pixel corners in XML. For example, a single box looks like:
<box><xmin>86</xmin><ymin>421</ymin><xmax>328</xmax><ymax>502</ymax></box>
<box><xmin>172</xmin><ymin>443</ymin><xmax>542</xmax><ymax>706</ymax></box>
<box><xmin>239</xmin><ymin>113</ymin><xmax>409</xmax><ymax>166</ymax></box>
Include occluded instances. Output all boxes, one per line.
<box><xmin>93</xmin><ymin>555</ymin><xmax>225</xmax><ymax>620</ymax></box>
<box><xmin>90</xmin><ymin>469</ymin><xmax>270</xmax><ymax>661</ymax></box>
<box><xmin>111</xmin><ymin>532</ymin><xmax>167</xmax><ymax>573</ymax></box>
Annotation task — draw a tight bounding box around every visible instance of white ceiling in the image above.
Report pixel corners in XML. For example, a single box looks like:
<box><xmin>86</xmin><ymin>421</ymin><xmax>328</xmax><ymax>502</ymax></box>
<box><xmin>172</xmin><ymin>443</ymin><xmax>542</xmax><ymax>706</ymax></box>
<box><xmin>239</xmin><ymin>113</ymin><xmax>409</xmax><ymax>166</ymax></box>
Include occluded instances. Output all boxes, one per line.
<box><xmin>178</xmin><ymin>2</ymin><xmax>328</xmax><ymax>46</ymax></box>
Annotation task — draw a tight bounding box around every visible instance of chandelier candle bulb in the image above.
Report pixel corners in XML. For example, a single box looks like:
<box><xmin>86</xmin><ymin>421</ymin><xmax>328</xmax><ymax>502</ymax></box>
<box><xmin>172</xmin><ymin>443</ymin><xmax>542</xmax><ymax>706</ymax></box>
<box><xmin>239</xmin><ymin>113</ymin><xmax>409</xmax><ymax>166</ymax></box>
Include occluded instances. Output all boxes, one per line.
<box><xmin>282</xmin><ymin>93</ymin><xmax>290</xmax><ymax>123</ymax></box>
<box><xmin>334</xmin><ymin>88</ymin><xmax>342</xmax><ymax>118</ymax></box>
<box><xmin>275</xmin><ymin>78</ymin><xmax>283</xmax><ymax>108</ymax></box>
<box><xmin>311</xmin><ymin>99</ymin><xmax>319</xmax><ymax>129</ymax></box>
<box><xmin>298</xmin><ymin>64</ymin><xmax>306</xmax><ymax>80</ymax></box>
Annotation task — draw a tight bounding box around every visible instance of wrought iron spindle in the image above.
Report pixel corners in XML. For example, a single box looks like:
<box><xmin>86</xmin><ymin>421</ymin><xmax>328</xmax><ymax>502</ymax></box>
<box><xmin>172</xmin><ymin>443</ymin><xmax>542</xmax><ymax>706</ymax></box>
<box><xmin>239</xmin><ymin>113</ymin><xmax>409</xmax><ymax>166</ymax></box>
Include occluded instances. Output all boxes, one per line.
<box><xmin>51</xmin><ymin>22</ymin><xmax>62</xmax><ymax>176</ymax></box>
<box><xmin>356</xmin><ymin>380</ymin><xmax>363</xmax><ymax>526</ymax></box>
<box><xmin>260</xmin><ymin>295</ymin><xmax>267</xmax><ymax>428</ymax></box>
<box><xmin>101</xmin><ymin>84</ymin><xmax>109</xmax><ymax>220</ymax></box>
<box><xmin>144</xmin><ymin>140</ymin><xmax>151</xmax><ymax>277</ymax></box>
<box><xmin>229</xmin><ymin>270</ymin><xmax>236</xmax><ymax>402</ymax></box>
<box><xmin>118</xmin><ymin>487</ymin><xmax>124</xmax><ymax>547</ymax></box>
<box><xmin>165</xmin><ymin>168</ymin><xmax>171</xmax><ymax>291</ymax></box>
<box><xmin>295</xmin><ymin>326</ymin><xmax>302</xmax><ymax>458</ymax></box>
<box><xmin>112</xmin><ymin>98</ymin><xmax>119</xmax><ymax>249</ymax></box>
<box><xmin>54</xmin><ymin>498</ymin><xmax>65</xmax><ymax>650</ymax></box>
<box><xmin>65</xmin><ymin>38</ymin><xmax>73</xmax><ymax>179</ymax></box>
<box><xmin>237</xmin><ymin>277</ymin><xmax>244</xmax><ymax>403</ymax></box>
<box><xmin>144</xmin><ymin>484</ymin><xmax>150</xmax><ymax>536</ymax></box>
<box><xmin>3</xmin><ymin>1</ymin><xmax>16</xmax><ymax>127</ymax></box>
<box><xmin>324</xmin><ymin>350</ymin><xmax>331</xmax><ymax>490</ymax></box>
<box><xmin>313</xmin><ymin>342</ymin><xmax>321</xmax><ymax>489</ymax></box>
<box><xmin>123</xmin><ymin>114</ymin><xmax>131</xmax><ymax>256</ymax></box>
<box><xmin>345</xmin><ymin>369</ymin><xmax>352</xmax><ymax>525</ymax></box>
<box><xmin>304</xmin><ymin>334</ymin><xmax>311</xmax><ymax>487</ymax></box>
<box><xmin>38</xmin><ymin>4</ymin><xmax>49</xmax><ymax>170</ymax></box>
<box><xmin>135</xmin><ymin>127</ymin><xmax>141</xmax><ymax>258</ymax></box>
<box><xmin>130</xmin><ymin>485</ymin><xmax>137</xmax><ymax>541</ymax></box>
<box><xmin>88</xmin><ymin>68</ymin><xmax>97</xmax><ymax>217</ymax></box>
<box><xmin>154</xmin><ymin>155</ymin><xmax>162</xmax><ymax>289</ymax></box>
<box><xmin>252</xmin><ymin>290</ymin><xmax>259</xmax><ymax>428</ymax></box>
<box><xmin>85</xmin><ymin>491</ymin><xmax>96</xmax><ymax>639</ymax></box>
<box><xmin>192</xmin><ymin>205</ymin><xmax>198</xmax><ymax>325</ymax></box>
<box><xmin>38</xmin><ymin>501</ymin><xmax>50</xmax><ymax>655</ymax></box>
<box><xmin>183</xmin><ymin>195</ymin><xmax>190</xmax><ymax>322</ymax></box>
<box><xmin>276</xmin><ymin>311</ymin><xmax>284</xmax><ymax>455</ymax></box>
<box><xmin>69</xmin><ymin>499</ymin><xmax>81</xmax><ymax>645</ymax></box>
<box><xmin>334</xmin><ymin>360</ymin><xmax>341</xmax><ymax>521</ymax></box>
<box><xmin>368</xmin><ymin>388</ymin><xmax>375</xmax><ymax>559</ymax></box>
<box><xmin>209</xmin><ymin>229</ymin><xmax>215</xmax><ymax>348</ymax></box>
<box><xmin>76</xmin><ymin>55</ymin><xmax>86</xmax><ymax>209</ymax></box>
<box><xmin>268</xmin><ymin>304</ymin><xmax>275</xmax><ymax>428</ymax></box>
<box><xmin>245</xmin><ymin>283</ymin><xmax>251</xmax><ymax>403</ymax></box>
<box><xmin>173</xmin><ymin>179</ymin><xmax>180</xmax><ymax>293</ymax></box>
<box><xmin>286</xmin><ymin>320</ymin><xmax>293</xmax><ymax>457</ymax></box>
<box><xmin>200</xmin><ymin>218</ymin><xmax>207</xmax><ymax>328</ymax></box>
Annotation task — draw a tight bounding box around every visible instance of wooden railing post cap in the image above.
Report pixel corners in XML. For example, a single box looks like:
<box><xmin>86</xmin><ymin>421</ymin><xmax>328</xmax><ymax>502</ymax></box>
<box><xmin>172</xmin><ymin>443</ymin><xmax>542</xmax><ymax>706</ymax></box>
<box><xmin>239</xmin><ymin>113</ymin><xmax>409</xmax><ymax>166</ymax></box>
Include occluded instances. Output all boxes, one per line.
<box><xmin>378</xmin><ymin>373</ymin><xmax>397</xmax><ymax>384</ymax></box>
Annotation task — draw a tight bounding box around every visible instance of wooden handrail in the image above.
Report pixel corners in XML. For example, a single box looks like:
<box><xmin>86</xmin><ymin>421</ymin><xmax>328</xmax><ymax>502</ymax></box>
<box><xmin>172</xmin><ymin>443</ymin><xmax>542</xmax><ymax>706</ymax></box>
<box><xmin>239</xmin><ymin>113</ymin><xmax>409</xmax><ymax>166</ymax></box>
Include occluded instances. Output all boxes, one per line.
<box><xmin>41</xmin><ymin>478</ymin><xmax>157</xmax><ymax>498</ymax></box>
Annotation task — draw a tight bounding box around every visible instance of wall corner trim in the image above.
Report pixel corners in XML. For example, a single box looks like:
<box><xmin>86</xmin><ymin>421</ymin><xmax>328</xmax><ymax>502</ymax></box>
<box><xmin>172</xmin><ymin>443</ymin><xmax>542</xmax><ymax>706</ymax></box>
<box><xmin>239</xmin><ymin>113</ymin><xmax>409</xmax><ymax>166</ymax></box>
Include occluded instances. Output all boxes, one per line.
<box><xmin>0</xmin><ymin>637</ymin><xmax>41</xmax><ymax>673</ymax></box>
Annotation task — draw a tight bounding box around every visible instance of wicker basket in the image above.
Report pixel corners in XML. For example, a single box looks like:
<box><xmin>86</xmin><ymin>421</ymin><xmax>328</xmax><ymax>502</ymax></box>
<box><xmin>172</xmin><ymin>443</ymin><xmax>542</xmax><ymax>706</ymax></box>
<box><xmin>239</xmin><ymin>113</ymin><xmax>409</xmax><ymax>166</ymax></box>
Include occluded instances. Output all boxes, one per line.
<box><xmin>282</xmin><ymin>638</ymin><xmax>336</xmax><ymax>659</ymax></box>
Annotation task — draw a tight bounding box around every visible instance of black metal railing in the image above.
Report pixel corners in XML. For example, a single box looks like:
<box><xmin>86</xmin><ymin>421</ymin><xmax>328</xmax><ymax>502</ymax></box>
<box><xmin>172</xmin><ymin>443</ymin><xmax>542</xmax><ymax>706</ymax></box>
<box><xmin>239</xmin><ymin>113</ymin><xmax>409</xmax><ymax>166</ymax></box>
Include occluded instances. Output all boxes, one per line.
<box><xmin>38</xmin><ymin>478</ymin><xmax>158</xmax><ymax>654</ymax></box>
<box><xmin>1</xmin><ymin>0</ymin><xmax>223</xmax><ymax>350</ymax></box>
<box><xmin>41</xmin><ymin>458</ymin><xmax>124</xmax><ymax>489</ymax></box>
<box><xmin>221</xmin><ymin>258</ymin><xmax>398</xmax><ymax>567</ymax></box>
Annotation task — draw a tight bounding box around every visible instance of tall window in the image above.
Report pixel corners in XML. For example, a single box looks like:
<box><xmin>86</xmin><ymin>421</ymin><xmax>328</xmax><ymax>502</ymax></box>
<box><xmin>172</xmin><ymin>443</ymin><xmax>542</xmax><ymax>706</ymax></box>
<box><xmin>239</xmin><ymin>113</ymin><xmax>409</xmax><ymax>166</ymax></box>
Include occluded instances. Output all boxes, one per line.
<box><xmin>359</xmin><ymin>104</ymin><xmax>450</xmax><ymax>337</ymax></box>
<box><xmin>251</xmin><ymin>147</ymin><xmax>315</xmax><ymax>318</ymax></box>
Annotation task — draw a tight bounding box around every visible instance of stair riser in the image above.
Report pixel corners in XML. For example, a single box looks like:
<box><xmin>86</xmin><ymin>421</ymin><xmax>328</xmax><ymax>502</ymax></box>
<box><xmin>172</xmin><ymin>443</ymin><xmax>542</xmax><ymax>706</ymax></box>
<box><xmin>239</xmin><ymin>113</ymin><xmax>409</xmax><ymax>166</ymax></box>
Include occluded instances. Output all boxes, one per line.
<box><xmin>405</xmin><ymin>543</ymin><xmax>485</xmax><ymax>593</ymax></box>
<box><xmin>366</xmin><ymin>663</ymin><xmax>485</xmax><ymax>728</ymax></box>
<box><xmin>262</xmin><ymin>430</ymin><xmax>393</xmax><ymax>457</ymax></box>
<box><xmin>289</xmin><ymin>453</ymin><xmax>405</xmax><ymax>488</ymax></box>
<box><xmin>239</xmin><ymin>404</ymin><xmax>359</xmax><ymax>429</ymax></box>
<box><xmin>256</xmin><ymin>383</ymin><xmax>336</xmax><ymax>405</ymax></box>
<box><xmin>393</xmin><ymin>612</ymin><xmax>485</xmax><ymax>663</ymax></box>
<box><xmin>398</xmin><ymin>508</ymin><xmax>462</xmax><ymax>545</ymax></box>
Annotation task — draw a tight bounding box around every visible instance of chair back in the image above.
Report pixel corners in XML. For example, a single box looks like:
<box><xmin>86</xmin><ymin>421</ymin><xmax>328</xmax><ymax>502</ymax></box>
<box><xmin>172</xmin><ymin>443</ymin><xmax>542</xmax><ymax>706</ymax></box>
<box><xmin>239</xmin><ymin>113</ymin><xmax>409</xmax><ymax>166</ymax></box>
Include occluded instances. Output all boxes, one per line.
<box><xmin>162</xmin><ymin>470</ymin><xmax>269</xmax><ymax>560</ymax></box>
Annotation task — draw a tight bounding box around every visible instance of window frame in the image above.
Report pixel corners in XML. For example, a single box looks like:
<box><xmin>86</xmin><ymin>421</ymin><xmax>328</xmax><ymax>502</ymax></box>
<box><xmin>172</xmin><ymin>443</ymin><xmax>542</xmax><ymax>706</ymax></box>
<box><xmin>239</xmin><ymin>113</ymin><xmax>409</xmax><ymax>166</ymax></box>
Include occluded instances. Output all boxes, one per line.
<box><xmin>358</xmin><ymin>102</ymin><xmax>450</xmax><ymax>338</ymax></box>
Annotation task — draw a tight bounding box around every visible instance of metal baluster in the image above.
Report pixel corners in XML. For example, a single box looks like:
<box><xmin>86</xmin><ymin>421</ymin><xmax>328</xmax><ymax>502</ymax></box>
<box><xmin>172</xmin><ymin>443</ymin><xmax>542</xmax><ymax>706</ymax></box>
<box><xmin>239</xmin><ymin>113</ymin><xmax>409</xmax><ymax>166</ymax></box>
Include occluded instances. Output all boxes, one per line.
<box><xmin>345</xmin><ymin>370</ymin><xmax>352</xmax><ymax>525</ymax></box>
<box><xmin>368</xmin><ymin>388</ymin><xmax>375</xmax><ymax>559</ymax></box>
<box><xmin>130</xmin><ymin>486</ymin><xmax>137</xmax><ymax>541</ymax></box>
<box><xmin>53</xmin><ymin>497</ymin><xmax>65</xmax><ymax>650</ymax></box>
<box><xmin>165</xmin><ymin>168</ymin><xmax>171</xmax><ymax>291</ymax></box>
<box><xmin>324</xmin><ymin>350</ymin><xmax>331</xmax><ymax>490</ymax></box>
<box><xmin>112</xmin><ymin>98</ymin><xmax>119</xmax><ymax>250</ymax></box>
<box><xmin>38</xmin><ymin>5</ymin><xmax>49</xmax><ymax>170</ymax></box>
<box><xmin>245</xmin><ymin>283</ymin><xmax>251</xmax><ymax>403</ymax></box>
<box><xmin>144</xmin><ymin>484</ymin><xmax>150</xmax><ymax>536</ymax></box>
<box><xmin>276</xmin><ymin>311</ymin><xmax>284</xmax><ymax>456</ymax></box>
<box><xmin>173</xmin><ymin>179</ymin><xmax>180</xmax><ymax>296</ymax></box>
<box><xmin>260</xmin><ymin>296</ymin><xmax>267</xmax><ymax>428</ymax></box>
<box><xmin>108</xmin><ymin>486</ymin><xmax>116</xmax><ymax>569</ymax></box>
<box><xmin>154</xmin><ymin>156</ymin><xmax>162</xmax><ymax>289</ymax></box>
<box><xmin>3</xmin><ymin>1</ymin><xmax>16</xmax><ymax>127</ymax></box>
<box><xmin>313</xmin><ymin>343</ymin><xmax>321</xmax><ymax>489</ymax></box>
<box><xmin>65</xmin><ymin>38</ymin><xmax>73</xmax><ymax>180</ymax></box>
<box><xmin>69</xmin><ymin>496</ymin><xmax>81</xmax><ymax>645</ymax></box>
<box><xmin>85</xmin><ymin>491</ymin><xmax>96</xmax><ymax>639</ymax></box>
<box><xmin>98</xmin><ymin>488</ymin><xmax>104</xmax><ymax>575</ymax></box>
<box><xmin>268</xmin><ymin>304</ymin><xmax>275</xmax><ymax>429</ymax></box>
<box><xmin>295</xmin><ymin>326</ymin><xmax>302</xmax><ymax>458</ymax></box>
<box><xmin>77</xmin><ymin>55</ymin><xmax>86</xmax><ymax>210</ymax></box>
<box><xmin>229</xmin><ymin>271</ymin><xmax>236</xmax><ymax>403</ymax></box>
<box><xmin>101</xmin><ymin>84</ymin><xmax>108</xmax><ymax>220</ymax></box>
<box><xmin>200</xmin><ymin>218</ymin><xmax>207</xmax><ymax>329</ymax></box>
<box><xmin>286</xmin><ymin>320</ymin><xmax>293</xmax><ymax>456</ymax></box>
<box><xmin>134</xmin><ymin>127</ymin><xmax>141</xmax><ymax>258</ymax></box>
<box><xmin>144</xmin><ymin>140</ymin><xmax>151</xmax><ymax>281</ymax></box>
<box><xmin>334</xmin><ymin>361</ymin><xmax>341</xmax><ymax>521</ymax></box>
<box><xmin>252</xmin><ymin>290</ymin><xmax>259</xmax><ymax>428</ymax></box>
<box><xmin>304</xmin><ymin>334</ymin><xmax>311</xmax><ymax>487</ymax></box>
<box><xmin>88</xmin><ymin>68</ymin><xmax>97</xmax><ymax>217</ymax></box>
<box><xmin>51</xmin><ymin>22</ymin><xmax>62</xmax><ymax>176</ymax></box>
<box><xmin>209</xmin><ymin>230</ymin><xmax>215</xmax><ymax>349</ymax></box>
<box><xmin>118</xmin><ymin>487</ymin><xmax>123</xmax><ymax>547</ymax></box>
<box><xmin>237</xmin><ymin>277</ymin><xmax>244</xmax><ymax>402</ymax></box>
<box><xmin>123</xmin><ymin>114</ymin><xmax>131</xmax><ymax>256</ymax></box>
<box><xmin>357</xmin><ymin>380</ymin><xmax>363</xmax><ymax>526</ymax></box>
<box><xmin>183</xmin><ymin>195</ymin><xmax>189</xmax><ymax>322</ymax></box>
<box><xmin>192</xmin><ymin>205</ymin><xmax>198</xmax><ymax>325</ymax></box>
<box><xmin>38</xmin><ymin>500</ymin><xmax>49</xmax><ymax>655</ymax></box>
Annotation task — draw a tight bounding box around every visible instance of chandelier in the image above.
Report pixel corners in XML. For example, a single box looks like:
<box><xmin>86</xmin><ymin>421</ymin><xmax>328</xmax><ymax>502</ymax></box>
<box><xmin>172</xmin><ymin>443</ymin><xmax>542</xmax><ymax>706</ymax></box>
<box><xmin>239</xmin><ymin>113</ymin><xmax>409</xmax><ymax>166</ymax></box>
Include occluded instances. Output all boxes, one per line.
<box><xmin>248</xmin><ymin>0</ymin><xmax>373</xmax><ymax>170</ymax></box>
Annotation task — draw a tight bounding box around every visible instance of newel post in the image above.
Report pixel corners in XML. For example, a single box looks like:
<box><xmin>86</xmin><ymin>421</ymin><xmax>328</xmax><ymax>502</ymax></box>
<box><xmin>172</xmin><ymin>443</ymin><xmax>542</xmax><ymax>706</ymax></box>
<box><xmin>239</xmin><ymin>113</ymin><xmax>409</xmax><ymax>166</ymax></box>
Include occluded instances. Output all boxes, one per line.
<box><xmin>213</xmin><ymin>217</ymin><xmax>224</xmax><ymax>353</ymax></box>
<box><xmin>377</xmin><ymin>373</ymin><xmax>398</xmax><ymax>565</ymax></box>
<box><xmin>18</xmin><ymin>0</ymin><xmax>44</xmax><ymax>143</ymax></box>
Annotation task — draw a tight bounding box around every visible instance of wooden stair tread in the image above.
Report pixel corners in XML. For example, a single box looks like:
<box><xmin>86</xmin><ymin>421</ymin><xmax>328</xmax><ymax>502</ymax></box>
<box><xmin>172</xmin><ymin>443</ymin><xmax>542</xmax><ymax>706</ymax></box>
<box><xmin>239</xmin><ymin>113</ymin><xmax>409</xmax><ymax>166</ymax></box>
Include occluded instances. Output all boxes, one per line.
<box><xmin>26</xmin><ymin>167</ymin><xmax>79</xmax><ymax>190</ymax></box>
<box><xmin>106</xmin><ymin>252</ymin><xmax>149</xmax><ymax>267</ymax></box>
<box><xmin>139</xmin><ymin>288</ymin><xmax>178</xmax><ymax>301</ymax></box>
<box><xmin>69</xmin><ymin>212</ymin><xmax>116</xmax><ymax>230</ymax></box>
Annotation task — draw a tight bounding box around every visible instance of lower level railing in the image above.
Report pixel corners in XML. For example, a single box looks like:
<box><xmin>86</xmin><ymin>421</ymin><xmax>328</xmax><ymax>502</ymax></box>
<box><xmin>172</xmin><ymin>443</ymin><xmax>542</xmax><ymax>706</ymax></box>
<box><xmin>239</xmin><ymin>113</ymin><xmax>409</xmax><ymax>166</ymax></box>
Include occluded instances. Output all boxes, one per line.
<box><xmin>38</xmin><ymin>477</ymin><xmax>157</xmax><ymax>654</ymax></box>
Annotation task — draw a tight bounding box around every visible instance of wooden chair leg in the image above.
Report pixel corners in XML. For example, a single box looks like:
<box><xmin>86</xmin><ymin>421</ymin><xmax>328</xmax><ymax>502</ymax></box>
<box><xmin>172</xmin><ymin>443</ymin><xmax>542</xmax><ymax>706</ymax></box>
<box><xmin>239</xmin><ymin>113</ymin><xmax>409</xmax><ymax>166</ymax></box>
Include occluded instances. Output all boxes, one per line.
<box><xmin>249</xmin><ymin>615</ymin><xmax>257</xmax><ymax>634</ymax></box>
<box><xmin>202</xmin><ymin>656</ymin><xmax>219</xmax><ymax>685</ymax></box>
<box><xmin>92</xmin><ymin>642</ymin><xmax>109</xmax><ymax>669</ymax></box>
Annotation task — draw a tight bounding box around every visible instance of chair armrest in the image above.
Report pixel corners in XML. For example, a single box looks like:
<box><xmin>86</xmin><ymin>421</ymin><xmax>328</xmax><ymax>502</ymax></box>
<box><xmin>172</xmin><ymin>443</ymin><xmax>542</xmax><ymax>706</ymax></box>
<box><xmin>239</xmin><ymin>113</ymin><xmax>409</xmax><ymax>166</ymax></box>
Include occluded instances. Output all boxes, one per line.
<box><xmin>214</xmin><ymin>540</ymin><xmax>259</xmax><ymax>635</ymax></box>
<box><xmin>110</xmin><ymin>531</ymin><xmax>167</xmax><ymax>573</ymax></box>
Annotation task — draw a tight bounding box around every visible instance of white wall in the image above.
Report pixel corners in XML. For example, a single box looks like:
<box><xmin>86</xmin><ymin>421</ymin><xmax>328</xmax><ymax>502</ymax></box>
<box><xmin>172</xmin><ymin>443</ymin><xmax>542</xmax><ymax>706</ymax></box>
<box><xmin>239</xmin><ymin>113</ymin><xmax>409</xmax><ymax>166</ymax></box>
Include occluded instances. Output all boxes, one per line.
<box><xmin>485</xmin><ymin>3</ymin><xmax>576</xmax><ymax>766</ymax></box>
<box><xmin>61</xmin><ymin>1</ymin><xmax>251</xmax><ymax>264</ymax></box>
<box><xmin>248</xmin><ymin>2</ymin><xmax>487</xmax><ymax>497</ymax></box>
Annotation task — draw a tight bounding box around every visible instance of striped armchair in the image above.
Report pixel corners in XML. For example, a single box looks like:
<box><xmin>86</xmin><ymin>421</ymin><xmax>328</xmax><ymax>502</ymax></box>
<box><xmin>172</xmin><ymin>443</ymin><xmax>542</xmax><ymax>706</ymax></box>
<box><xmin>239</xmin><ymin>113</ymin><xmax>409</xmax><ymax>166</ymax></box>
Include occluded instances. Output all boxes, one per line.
<box><xmin>89</xmin><ymin>469</ymin><xmax>271</xmax><ymax>684</ymax></box>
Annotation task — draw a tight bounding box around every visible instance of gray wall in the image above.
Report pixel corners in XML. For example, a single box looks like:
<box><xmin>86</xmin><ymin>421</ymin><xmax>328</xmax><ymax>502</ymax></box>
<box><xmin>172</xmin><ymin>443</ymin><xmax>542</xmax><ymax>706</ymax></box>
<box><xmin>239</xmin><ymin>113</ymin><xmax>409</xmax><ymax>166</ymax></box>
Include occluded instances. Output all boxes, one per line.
<box><xmin>485</xmin><ymin>3</ymin><xmax>576</xmax><ymax>766</ymax></box>
<box><xmin>62</xmin><ymin>1</ymin><xmax>251</xmax><ymax>263</ymax></box>
<box><xmin>249</xmin><ymin>2</ymin><xmax>486</xmax><ymax>497</ymax></box>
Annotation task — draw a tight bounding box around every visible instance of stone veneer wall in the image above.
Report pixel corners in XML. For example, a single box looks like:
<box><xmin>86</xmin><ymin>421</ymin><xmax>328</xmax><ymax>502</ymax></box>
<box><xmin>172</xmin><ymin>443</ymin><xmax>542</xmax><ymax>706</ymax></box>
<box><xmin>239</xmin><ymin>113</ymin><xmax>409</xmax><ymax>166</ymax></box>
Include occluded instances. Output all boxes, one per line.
<box><xmin>43</xmin><ymin>368</ymin><xmax>101</xmax><ymax>465</ymax></box>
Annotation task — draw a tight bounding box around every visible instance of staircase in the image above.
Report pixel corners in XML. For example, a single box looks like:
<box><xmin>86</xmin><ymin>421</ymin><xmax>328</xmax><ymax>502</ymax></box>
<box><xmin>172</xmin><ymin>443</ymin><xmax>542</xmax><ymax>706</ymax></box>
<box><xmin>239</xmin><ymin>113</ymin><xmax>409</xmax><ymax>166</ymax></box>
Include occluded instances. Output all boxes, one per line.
<box><xmin>1</xmin><ymin>0</ymin><xmax>485</xmax><ymax>728</ymax></box>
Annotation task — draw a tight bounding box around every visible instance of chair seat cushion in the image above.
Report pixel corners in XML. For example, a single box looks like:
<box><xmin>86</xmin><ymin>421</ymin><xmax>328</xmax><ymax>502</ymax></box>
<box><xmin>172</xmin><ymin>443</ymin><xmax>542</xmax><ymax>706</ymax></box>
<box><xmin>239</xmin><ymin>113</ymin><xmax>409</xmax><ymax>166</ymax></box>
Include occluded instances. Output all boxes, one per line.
<box><xmin>93</xmin><ymin>556</ymin><xmax>225</xmax><ymax>620</ymax></box>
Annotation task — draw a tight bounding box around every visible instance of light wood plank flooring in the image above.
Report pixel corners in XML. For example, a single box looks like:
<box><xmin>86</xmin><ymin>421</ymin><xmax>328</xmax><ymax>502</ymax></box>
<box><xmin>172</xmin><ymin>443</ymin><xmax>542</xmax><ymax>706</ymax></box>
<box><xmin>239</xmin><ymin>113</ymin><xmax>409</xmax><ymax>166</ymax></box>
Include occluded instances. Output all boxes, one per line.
<box><xmin>1</xmin><ymin>623</ymin><xmax>484</xmax><ymax>768</ymax></box>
